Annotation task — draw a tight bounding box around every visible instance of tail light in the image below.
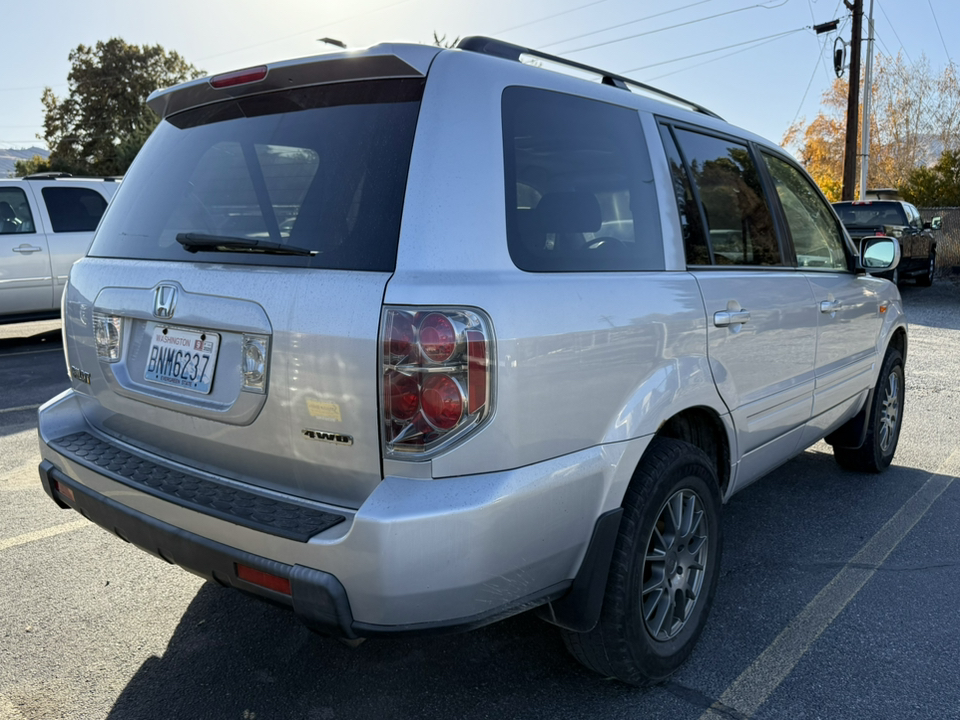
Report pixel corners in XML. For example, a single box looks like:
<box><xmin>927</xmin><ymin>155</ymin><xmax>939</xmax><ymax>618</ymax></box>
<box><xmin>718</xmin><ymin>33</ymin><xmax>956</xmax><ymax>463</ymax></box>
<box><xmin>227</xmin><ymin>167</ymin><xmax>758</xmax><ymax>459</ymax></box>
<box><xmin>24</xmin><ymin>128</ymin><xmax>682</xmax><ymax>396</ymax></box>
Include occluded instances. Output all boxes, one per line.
<box><xmin>380</xmin><ymin>307</ymin><xmax>494</xmax><ymax>458</ymax></box>
<box><xmin>93</xmin><ymin>313</ymin><xmax>123</xmax><ymax>362</ymax></box>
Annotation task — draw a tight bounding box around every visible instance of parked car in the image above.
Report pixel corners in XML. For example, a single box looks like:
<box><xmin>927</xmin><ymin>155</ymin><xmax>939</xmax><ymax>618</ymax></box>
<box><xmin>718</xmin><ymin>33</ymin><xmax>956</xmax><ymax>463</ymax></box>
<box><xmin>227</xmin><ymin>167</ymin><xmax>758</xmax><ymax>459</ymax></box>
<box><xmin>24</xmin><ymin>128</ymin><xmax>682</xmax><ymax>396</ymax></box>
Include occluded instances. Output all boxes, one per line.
<box><xmin>831</xmin><ymin>199</ymin><xmax>939</xmax><ymax>286</ymax></box>
<box><xmin>0</xmin><ymin>173</ymin><xmax>119</xmax><ymax>323</ymax></box>
<box><xmin>36</xmin><ymin>37</ymin><xmax>906</xmax><ymax>687</ymax></box>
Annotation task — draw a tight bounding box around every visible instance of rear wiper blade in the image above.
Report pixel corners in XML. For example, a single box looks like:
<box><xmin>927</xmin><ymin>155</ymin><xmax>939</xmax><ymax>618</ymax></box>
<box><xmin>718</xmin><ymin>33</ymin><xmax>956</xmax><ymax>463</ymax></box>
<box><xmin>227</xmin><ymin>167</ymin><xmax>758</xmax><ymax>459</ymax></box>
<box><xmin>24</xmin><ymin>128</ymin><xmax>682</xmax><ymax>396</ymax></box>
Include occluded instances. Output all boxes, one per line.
<box><xmin>176</xmin><ymin>233</ymin><xmax>317</xmax><ymax>257</ymax></box>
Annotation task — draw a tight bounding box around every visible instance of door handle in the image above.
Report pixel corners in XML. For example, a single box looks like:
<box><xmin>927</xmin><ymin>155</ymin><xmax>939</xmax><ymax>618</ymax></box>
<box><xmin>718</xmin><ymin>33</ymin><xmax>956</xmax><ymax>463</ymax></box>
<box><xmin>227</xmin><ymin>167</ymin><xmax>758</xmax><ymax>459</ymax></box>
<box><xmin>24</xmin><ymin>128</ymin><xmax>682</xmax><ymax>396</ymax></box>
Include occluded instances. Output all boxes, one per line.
<box><xmin>11</xmin><ymin>244</ymin><xmax>42</xmax><ymax>254</ymax></box>
<box><xmin>714</xmin><ymin>309</ymin><xmax>751</xmax><ymax>327</ymax></box>
<box><xmin>820</xmin><ymin>299</ymin><xmax>842</xmax><ymax>313</ymax></box>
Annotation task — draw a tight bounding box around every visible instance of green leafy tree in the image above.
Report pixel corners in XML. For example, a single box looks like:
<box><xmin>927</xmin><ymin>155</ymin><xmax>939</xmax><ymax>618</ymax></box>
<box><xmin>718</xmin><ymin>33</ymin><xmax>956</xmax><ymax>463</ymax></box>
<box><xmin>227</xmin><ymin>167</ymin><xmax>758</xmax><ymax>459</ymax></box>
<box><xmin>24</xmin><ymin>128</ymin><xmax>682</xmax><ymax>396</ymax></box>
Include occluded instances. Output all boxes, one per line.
<box><xmin>40</xmin><ymin>38</ymin><xmax>203</xmax><ymax>177</ymax></box>
<box><xmin>902</xmin><ymin>149</ymin><xmax>960</xmax><ymax>206</ymax></box>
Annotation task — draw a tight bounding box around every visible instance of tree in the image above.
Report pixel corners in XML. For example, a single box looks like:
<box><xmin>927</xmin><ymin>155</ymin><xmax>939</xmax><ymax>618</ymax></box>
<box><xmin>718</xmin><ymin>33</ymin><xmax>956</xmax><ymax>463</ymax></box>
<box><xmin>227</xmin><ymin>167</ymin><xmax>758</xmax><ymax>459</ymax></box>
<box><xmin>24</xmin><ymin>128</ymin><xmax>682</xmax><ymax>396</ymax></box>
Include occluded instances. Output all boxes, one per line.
<box><xmin>36</xmin><ymin>38</ymin><xmax>203</xmax><ymax>177</ymax></box>
<box><xmin>901</xmin><ymin>149</ymin><xmax>960</xmax><ymax>206</ymax></box>
<box><xmin>13</xmin><ymin>155</ymin><xmax>52</xmax><ymax>177</ymax></box>
<box><xmin>432</xmin><ymin>32</ymin><xmax>460</xmax><ymax>49</ymax></box>
<box><xmin>782</xmin><ymin>53</ymin><xmax>960</xmax><ymax>201</ymax></box>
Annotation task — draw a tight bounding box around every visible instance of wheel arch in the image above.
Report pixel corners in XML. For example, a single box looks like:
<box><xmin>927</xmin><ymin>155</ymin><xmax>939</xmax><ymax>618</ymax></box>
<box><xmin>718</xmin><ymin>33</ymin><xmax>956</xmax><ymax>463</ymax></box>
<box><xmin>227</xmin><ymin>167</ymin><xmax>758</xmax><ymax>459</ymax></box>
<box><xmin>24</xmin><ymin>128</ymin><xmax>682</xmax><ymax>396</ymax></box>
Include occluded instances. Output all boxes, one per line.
<box><xmin>654</xmin><ymin>406</ymin><xmax>732</xmax><ymax>497</ymax></box>
<box><xmin>887</xmin><ymin>324</ymin><xmax>907</xmax><ymax>365</ymax></box>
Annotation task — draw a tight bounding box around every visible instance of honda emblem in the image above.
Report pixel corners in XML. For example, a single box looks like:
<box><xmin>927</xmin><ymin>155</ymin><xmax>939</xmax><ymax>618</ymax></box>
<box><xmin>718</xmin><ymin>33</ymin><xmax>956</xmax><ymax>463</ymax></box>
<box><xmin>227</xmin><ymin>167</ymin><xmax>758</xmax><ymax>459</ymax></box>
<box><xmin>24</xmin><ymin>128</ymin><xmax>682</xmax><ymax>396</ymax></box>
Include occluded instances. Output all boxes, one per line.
<box><xmin>154</xmin><ymin>285</ymin><xmax>178</xmax><ymax>319</ymax></box>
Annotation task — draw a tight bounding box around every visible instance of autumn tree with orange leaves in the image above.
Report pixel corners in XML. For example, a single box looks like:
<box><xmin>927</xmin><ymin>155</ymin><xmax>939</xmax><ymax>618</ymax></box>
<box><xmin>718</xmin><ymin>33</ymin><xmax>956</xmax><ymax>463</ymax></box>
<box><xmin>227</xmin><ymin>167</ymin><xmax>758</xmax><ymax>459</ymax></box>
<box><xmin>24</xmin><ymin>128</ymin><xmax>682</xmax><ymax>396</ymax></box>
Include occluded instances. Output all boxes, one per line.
<box><xmin>783</xmin><ymin>54</ymin><xmax>960</xmax><ymax>202</ymax></box>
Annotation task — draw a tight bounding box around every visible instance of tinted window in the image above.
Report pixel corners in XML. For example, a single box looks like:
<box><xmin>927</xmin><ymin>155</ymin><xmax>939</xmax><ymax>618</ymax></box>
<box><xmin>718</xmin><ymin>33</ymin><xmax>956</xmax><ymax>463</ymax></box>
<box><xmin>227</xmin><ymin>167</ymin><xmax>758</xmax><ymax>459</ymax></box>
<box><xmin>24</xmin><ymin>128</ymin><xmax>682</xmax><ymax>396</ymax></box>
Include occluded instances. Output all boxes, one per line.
<box><xmin>0</xmin><ymin>187</ymin><xmax>35</xmax><ymax>234</ymax></box>
<box><xmin>41</xmin><ymin>187</ymin><xmax>108</xmax><ymax>232</ymax></box>
<box><xmin>761</xmin><ymin>153</ymin><xmax>848</xmax><ymax>270</ymax></box>
<box><xmin>673</xmin><ymin>128</ymin><xmax>781</xmax><ymax>266</ymax></box>
<box><xmin>502</xmin><ymin>87</ymin><xmax>663</xmax><ymax>272</ymax></box>
<box><xmin>90</xmin><ymin>79</ymin><xmax>423</xmax><ymax>271</ymax></box>
<box><xmin>659</xmin><ymin>124</ymin><xmax>710</xmax><ymax>264</ymax></box>
<box><xmin>832</xmin><ymin>202</ymin><xmax>907</xmax><ymax>227</ymax></box>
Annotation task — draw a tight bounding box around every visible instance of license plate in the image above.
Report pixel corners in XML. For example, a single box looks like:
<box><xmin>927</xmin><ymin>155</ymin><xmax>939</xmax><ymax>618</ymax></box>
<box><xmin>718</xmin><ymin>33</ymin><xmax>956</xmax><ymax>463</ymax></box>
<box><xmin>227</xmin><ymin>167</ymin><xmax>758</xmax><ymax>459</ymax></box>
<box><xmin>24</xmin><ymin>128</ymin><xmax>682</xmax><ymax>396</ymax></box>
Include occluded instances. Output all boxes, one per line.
<box><xmin>144</xmin><ymin>323</ymin><xmax>220</xmax><ymax>394</ymax></box>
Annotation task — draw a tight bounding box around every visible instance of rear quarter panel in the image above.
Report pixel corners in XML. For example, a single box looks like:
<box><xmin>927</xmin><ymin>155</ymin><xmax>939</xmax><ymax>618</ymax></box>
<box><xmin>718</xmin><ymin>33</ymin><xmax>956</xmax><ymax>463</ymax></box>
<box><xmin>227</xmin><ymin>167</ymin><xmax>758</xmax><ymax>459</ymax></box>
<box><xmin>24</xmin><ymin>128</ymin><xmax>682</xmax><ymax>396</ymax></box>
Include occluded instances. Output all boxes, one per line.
<box><xmin>388</xmin><ymin>50</ymin><xmax>731</xmax><ymax>485</ymax></box>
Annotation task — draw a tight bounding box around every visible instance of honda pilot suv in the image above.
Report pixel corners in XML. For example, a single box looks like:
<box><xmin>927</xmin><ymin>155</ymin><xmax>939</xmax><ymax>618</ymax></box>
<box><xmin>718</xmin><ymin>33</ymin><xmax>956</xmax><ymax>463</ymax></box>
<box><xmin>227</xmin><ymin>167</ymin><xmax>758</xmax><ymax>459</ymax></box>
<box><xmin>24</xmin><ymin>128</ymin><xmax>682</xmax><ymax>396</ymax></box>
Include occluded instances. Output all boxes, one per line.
<box><xmin>37</xmin><ymin>37</ymin><xmax>906</xmax><ymax>686</ymax></box>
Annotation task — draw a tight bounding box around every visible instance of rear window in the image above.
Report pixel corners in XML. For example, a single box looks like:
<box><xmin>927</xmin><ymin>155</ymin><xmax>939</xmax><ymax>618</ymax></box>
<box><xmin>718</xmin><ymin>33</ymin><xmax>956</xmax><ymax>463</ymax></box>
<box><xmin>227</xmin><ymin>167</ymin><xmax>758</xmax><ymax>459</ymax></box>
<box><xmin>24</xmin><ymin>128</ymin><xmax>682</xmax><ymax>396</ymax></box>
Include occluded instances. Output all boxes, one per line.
<box><xmin>90</xmin><ymin>79</ymin><xmax>423</xmax><ymax>271</ymax></box>
<box><xmin>832</xmin><ymin>202</ymin><xmax>908</xmax><ymax>227</ymax></box>
<box><xmin>502</xmin><ymin>86</ymin><xmax>663</xmax><ymax>272</ymax></box>
<box><xmin>41</xmin><ymin>187</ymin><xmax>108</xmax><ymax>232</ymax></box>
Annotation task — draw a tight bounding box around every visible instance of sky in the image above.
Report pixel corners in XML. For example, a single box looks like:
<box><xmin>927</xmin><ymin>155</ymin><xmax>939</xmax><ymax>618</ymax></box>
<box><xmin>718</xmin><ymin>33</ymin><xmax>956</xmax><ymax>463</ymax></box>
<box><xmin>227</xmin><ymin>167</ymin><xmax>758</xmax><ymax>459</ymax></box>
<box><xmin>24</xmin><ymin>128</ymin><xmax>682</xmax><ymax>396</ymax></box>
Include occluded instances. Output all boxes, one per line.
<box><xmin>2</xmin><ymin>0</ymin><xmax>958</xmax><ymax>155</ymax></box>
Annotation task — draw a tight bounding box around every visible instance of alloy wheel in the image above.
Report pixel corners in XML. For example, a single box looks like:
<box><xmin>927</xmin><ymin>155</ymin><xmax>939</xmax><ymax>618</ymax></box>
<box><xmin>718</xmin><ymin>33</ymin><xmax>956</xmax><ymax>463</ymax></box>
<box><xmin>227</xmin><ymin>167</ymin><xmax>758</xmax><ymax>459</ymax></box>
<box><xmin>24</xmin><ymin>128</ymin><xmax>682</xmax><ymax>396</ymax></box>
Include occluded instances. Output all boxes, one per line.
<box><xmin>879</xmin><ymin>369</ymin><xmax>900</xmax><ymax>453</ymax></box>
<box><xmin>642</xmin><ymin>489</ymin><xmax>709</xmax><ymax>641</ymax></box>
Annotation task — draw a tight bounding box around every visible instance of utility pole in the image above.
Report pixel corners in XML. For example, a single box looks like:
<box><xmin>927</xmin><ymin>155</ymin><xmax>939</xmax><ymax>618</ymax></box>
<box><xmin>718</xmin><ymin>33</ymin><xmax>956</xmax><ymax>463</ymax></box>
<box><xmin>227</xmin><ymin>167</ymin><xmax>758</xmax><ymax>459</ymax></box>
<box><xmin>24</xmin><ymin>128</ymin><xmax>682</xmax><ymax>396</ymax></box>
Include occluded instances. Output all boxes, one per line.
<box><xmin>841</xmin><ymin>0</ymin><xmax>863</xmax><ymax>201</ymax></box>
<box><xmin>858</xmin><ymin>0</ymin><xmax>876</xmax><ymax>200</ymax></box>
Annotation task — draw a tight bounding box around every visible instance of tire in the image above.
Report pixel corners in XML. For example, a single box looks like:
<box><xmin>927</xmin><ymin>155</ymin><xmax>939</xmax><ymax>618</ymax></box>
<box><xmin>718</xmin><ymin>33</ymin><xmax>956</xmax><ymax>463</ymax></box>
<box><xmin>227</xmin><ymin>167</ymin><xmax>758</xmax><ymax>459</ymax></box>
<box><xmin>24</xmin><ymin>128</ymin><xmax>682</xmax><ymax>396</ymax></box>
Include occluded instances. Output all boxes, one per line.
<box><xmin>561</xmin><ymin>437</ymin><xmax>722</xmax><ymax>686</ymax></box>
<box><xmin>834</xmin><ymin>348</ymin><xmax>904</xmax><ymax>472</ymax></box>
<box><xmin>916</xmin><ymin>248</ymin><xmax>936</xmax><ymax>287</ymax></box>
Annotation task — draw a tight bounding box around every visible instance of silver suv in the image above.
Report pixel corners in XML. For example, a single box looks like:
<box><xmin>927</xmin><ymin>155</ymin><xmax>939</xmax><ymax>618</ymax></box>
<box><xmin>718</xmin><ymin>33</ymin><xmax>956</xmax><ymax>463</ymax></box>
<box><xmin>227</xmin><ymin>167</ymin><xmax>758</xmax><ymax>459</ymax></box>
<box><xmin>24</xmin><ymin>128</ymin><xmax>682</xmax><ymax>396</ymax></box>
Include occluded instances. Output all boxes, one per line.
<box><xmin>37</xmin><ymin>37</ymin><xmax>905</xmax><ymax>686</ymax></box>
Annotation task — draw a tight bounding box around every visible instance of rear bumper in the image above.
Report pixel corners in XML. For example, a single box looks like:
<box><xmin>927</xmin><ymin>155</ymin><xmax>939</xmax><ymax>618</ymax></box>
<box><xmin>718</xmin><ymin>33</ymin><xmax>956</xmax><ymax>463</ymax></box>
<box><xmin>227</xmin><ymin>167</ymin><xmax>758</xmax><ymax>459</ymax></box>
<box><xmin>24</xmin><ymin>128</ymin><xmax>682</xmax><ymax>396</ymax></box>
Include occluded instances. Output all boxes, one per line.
<box><xmin>38</xmin><ymin>389</ymin><xmax>644</xmax><ymax>635</ymax></box>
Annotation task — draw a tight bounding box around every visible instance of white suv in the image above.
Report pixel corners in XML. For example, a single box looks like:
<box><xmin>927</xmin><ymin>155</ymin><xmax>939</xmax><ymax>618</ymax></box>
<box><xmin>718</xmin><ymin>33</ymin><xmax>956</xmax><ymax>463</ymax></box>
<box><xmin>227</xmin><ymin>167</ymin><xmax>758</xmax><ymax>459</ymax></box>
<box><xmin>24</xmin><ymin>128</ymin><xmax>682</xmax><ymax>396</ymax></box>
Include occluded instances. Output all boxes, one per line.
<box><xmin>0</xmin><ymin>174</ymin><xmax>118</xmax><ymax>323</ymax></box>
<box><xmin>36</xmin><ymin>37</ymin><xmax>905</xmax><ymax>686</ymax></box>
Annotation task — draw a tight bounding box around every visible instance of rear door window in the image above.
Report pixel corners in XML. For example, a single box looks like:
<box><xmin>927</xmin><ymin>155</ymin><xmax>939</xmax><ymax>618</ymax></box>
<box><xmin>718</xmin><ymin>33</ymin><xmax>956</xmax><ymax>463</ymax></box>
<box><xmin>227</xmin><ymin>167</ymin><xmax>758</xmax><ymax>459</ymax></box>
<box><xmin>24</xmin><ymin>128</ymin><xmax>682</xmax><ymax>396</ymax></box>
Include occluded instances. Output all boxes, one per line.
<box><xmin>0</xmin><ymin>187</ymin><xmax>35</xmax><ymax>234</ymax></box>
<box><xmin>41</xmin><ymin>187</ymin><xmax>108</xmax><ymax>232</ymax></box>
<box><xmin>669</xmin><ymin>127</ymin><xmax>782</xmax><ymax>266</ymax></box>
<box><xmin>502</xmin><ymin>86</ymin><xmax>663</xmax><ymax>272</ymax></box>
<box><xmin>90</xmin><ymin>79</ymin><xmax>423</xmax><ymax>271</ymax></box>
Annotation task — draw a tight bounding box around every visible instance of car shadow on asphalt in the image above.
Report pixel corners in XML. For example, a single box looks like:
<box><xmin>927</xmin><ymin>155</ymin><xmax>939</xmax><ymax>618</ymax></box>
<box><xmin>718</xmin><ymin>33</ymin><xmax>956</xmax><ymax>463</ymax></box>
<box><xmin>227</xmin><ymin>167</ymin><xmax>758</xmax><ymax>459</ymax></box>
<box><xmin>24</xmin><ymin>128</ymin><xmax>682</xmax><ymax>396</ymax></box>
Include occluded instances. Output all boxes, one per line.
<box><xmin>104</xmin><ymin>581</ymin><xmax>656</xmax><ymax>720</ymax></box>
<box><xmin>102</xmin><ymin>449</ymin><xmax>944</xmax><ymax>720</ymax></box>
<box><xmin>0</xmin><ymin>327</ymin><xmax>61</xmax><ymax>353</ymax></box>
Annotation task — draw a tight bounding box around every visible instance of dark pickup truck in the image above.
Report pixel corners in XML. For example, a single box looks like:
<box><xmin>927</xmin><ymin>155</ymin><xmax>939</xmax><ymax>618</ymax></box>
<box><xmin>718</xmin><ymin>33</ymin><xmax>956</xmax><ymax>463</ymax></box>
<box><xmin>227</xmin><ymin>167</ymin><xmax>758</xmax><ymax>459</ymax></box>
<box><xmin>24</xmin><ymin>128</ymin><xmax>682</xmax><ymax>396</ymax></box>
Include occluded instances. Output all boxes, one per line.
<box><xmin>832</xmin><ymin>200</ymin><xmax>940</xmax><ymax>286</ymax></box>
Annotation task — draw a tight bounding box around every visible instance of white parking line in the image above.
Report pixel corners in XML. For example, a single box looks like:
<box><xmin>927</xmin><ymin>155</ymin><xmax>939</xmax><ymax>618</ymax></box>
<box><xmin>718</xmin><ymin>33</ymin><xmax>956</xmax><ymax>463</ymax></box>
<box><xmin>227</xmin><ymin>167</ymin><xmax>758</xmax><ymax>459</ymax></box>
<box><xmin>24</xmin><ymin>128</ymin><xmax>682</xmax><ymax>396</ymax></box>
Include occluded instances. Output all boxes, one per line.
<box><xmin>0</xmin><ymin>467</ymin><xmax>39</xmax><ymax>491</ymax></box>
<box><xmin>0</xmin><ymin>693</ymin><xmax>26</xmax><ymax>719</ymax></box>
<box><xmin>0</xmin><ymin>519</ymin><xmax>89</xmax><ymax>553</ymax></box>
<box><xmin>0</xmin><ymin>404</ymin><xmax>41</xmax><ymax>415</ymax></box>
<box><xmin>701</xmin><ymin>447</ymin><xmax>960</xmax><ymax>719</ymax></box>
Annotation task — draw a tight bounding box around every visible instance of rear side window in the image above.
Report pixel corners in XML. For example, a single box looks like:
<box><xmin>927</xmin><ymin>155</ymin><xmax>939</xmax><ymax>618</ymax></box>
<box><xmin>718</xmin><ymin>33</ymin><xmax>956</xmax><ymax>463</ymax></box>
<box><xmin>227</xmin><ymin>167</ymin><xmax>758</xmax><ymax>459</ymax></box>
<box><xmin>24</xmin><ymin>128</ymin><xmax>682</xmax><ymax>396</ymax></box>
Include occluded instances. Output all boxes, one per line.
<box><xmin>502</xmin><ymin>87</ymin><xmax>663</xmax><ymax>272</ymax></box>
<box><xmin>670</xmin><ymin>127</ymin><xmax>782</xmax><ymax>266</ymax></box>
<box><xmin>90</xmin><ymin>79</ymin><xmax>423</xmax><ymax>271</ymax></box>
<box><xmin>0</xmin><ymin>187</ymin><xmax>35</xmax><ymax>234</ymax></box>
<box><xmin>41</xmin><ymin>187</ymin><xmax>108</xmax><ymax>233</ymax></box>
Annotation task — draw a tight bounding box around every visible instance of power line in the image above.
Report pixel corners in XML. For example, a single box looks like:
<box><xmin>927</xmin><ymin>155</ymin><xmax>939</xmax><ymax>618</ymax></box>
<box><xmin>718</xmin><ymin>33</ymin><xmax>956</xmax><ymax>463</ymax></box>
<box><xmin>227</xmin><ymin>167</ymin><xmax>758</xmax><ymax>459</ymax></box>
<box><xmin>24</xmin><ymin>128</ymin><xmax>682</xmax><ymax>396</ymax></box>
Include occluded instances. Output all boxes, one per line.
<box><xmin>555</xmin><ymin>0</ymin><xmax>791</xmax><ymax>55</ymax></box>
<box><xmin>875</xmin><ymin>0</ymin><xmax>912</xmax><ymax>63</ymax></box>
<box><xmin>925</xmin><ymin>0</ymin><xmax>951</xmax><ymax>64</ymax></box>
<box><xmin>493</xmin><ymin>0</ymin><xmax>616</xmax><ymax>36</ymax></box>
<box><xmin>645</xmin><ymin>31</ymin><xmax>797</xmax><ymax>81</ymax></box>
<box><xmin>787</xmin><ymin>34</ymin><xmax>831</xmax><ymax>129</ymax></box>
<box><xmin>871</xmin><ymin>28</ymin><xmax>897</xmax><ymax>60</ymax></box>
<box><xmin>194</xmin><ymin>0</ymin><xmax>420</xmax><ymax>63</ymax></box>
<box><xmin>538</xmin><ymin>0</ymin><xmax>717</xmax><ymax>49</ymax></box>
<box><xmin>0</xmin><ymin>83</ymin><xmax>67</xmax><ymax>94</ymax></box>
<box><xmin>621</xmin><ymin>27</ymin><xmax>808</xmax><ymax>74</ymax></box>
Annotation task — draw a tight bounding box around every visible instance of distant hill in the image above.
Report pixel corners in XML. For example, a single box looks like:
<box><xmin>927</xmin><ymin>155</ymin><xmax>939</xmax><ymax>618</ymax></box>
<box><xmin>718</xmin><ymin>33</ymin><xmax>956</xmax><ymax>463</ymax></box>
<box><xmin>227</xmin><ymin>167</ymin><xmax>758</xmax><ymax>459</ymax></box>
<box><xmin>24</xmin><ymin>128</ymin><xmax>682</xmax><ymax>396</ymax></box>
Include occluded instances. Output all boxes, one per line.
<box><xmin>0</xmin><ymin>147</ymin><xmax>50</xmax><ymax>178</ymax></box>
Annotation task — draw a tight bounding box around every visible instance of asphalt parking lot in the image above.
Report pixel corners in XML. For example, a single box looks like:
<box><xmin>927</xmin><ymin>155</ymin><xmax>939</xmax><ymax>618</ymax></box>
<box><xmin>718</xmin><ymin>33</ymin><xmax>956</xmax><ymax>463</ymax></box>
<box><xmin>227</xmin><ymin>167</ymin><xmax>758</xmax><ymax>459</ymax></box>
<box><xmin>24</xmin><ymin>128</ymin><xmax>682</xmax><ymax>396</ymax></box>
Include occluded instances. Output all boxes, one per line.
<box><xmin>2</xmin><ymin>279</ymin><xmax>959</xmax><ymax>720</ymax></box>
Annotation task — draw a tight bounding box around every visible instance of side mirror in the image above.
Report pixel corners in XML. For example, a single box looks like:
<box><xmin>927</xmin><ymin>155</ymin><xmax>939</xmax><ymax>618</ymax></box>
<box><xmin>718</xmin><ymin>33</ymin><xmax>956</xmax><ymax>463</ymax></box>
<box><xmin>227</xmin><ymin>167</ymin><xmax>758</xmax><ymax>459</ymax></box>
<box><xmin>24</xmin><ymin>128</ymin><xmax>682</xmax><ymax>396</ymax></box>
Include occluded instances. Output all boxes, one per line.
<box><xmin>931</xmin><ymin>216</ymin><xmax>942</xmax><ymax>230</ymax></box>
<box><xmin>859</xmin><ymin>236</ymin><xmax>901</xmax><ymax>273</ymax></box>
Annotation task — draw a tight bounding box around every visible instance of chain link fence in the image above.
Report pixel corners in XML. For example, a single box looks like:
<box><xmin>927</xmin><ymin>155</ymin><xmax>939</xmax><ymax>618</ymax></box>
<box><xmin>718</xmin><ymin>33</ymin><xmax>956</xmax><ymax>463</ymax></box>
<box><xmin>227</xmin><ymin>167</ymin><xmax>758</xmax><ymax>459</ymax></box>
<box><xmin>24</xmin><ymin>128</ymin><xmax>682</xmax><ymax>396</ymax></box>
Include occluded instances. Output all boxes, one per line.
<box><xmin>919</xmin><ymin>207</ymin><xmax>960</xmax><ymax>276</ymax></box>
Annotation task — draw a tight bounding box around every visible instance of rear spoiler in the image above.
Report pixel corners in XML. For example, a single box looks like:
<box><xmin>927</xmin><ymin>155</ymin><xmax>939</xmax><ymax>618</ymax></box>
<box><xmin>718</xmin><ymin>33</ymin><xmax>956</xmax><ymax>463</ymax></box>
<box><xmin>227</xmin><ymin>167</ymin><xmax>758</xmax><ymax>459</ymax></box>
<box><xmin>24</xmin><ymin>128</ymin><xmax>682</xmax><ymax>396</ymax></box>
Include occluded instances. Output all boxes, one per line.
<box><xmin>146</xmin><ymin>44</ymin><xmax>440</xmax><ymax>119</ymax></box>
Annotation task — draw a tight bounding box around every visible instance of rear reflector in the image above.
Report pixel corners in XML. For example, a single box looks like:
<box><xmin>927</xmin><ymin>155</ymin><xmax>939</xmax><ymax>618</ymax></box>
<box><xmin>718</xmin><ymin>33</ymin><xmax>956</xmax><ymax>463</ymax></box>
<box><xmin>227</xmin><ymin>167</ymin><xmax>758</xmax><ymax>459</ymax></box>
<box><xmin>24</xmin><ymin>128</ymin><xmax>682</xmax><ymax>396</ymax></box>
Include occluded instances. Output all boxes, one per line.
<box><xmin>54</xmin><ymin>480</ymin><xmax>75</xmax><ymax>503</ymax></box>
<box><xmin>236</xmin><ymin>563</ymin><xmax>292</xmax><ymax>595</ymax></box>
<box><xmin>210</xmin><ymin>66</ymin><xmax>268</xmax><ymax>88</ymax></box>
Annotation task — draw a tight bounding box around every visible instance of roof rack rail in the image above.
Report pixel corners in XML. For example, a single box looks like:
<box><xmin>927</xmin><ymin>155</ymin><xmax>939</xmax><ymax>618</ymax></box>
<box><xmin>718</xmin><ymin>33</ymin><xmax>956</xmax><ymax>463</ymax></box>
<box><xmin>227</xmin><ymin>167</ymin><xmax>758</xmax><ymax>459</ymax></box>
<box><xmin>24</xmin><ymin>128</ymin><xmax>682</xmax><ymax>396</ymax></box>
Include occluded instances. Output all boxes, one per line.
<box><xmin>23</xmin><ymin>171</ymin><xmax>73</xmax><ymax>180</ymax></box>
<box><xmin>456</xmin><ymin>36</ymin><xmax>722</xmax><ymax>120</ymax></box>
